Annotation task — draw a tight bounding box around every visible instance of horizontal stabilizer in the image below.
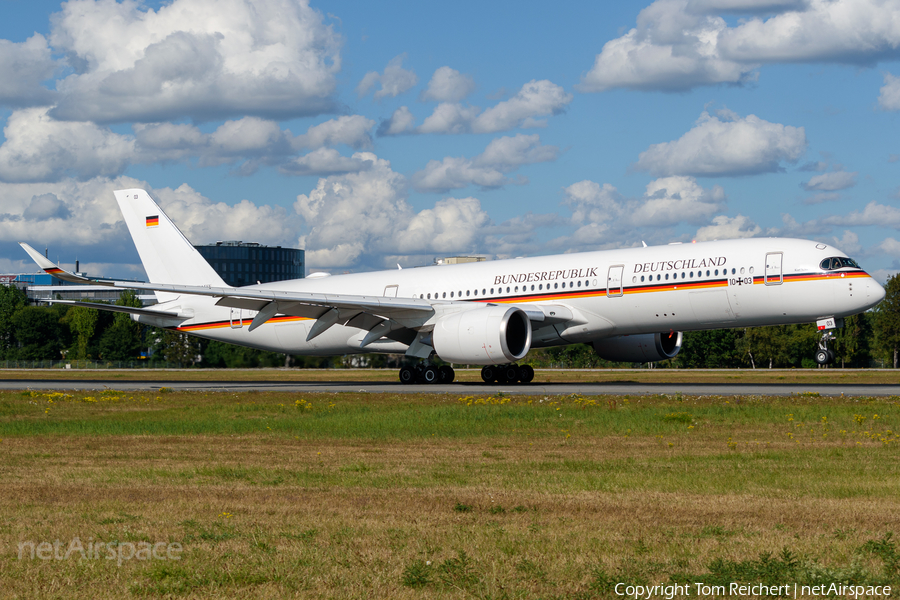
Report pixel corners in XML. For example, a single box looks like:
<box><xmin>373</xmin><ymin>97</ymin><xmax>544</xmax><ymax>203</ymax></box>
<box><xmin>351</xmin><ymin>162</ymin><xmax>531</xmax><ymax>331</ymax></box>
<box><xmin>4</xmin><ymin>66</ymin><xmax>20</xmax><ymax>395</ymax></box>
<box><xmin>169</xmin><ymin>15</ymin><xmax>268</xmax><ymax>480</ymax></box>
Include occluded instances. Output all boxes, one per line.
<box><xmin>41</xmin><ymin>299</ymin><xmax>184</xmax><ymax>319</ymax></box>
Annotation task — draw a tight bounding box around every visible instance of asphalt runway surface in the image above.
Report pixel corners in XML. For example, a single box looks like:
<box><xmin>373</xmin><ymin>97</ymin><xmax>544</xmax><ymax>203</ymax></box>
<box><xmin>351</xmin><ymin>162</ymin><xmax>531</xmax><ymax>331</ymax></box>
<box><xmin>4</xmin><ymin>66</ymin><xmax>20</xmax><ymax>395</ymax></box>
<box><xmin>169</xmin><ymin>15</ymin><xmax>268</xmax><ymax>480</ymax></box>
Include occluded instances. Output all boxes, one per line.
<box><xmin>2</xmin><ymin>378</ymin><xmax>900</xmax><ymax>396</ymax></box>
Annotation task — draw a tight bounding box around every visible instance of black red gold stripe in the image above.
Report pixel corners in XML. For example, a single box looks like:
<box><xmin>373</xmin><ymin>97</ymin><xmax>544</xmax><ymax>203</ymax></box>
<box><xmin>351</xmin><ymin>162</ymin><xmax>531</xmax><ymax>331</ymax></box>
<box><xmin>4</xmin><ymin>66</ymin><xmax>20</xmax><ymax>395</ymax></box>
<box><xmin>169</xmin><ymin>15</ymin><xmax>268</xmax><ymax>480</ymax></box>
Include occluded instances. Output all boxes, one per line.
<box><xmin>177</xmin><ymin>315</ymin><xmax>309</xmax><ymax>332</ymax></box>
<box><xmin>146</xmin><ymin>215</ymin><xmax>159</xmax><ymax>227</ymax></box>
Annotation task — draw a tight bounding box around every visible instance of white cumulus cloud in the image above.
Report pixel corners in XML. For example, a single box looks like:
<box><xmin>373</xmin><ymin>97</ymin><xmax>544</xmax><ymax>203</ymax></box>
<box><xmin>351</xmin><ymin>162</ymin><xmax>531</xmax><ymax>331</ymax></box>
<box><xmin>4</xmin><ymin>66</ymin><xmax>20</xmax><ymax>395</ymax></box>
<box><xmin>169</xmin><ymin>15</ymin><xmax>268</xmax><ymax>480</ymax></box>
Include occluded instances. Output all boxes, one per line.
<box><xmin>801</xmin><ymin>170</ymin><xmax>857</xmax><ymax>191</ymax></box>
<box><xmin>49</xmin><ymin>0</ymin><xmax>341</xmax><ymax>123</ymax></box>
<box><xmin>694</xmin><ymin>214</ymin><xmax>761</xmax><ymax>241</ymax></box>
<box><xmin>0</xmin><ymin>34</ymin><xmax>58</xmax><ymax>107</ymax></box>
<box><xmin>562</xmin><ymin>175</ymin><xmax>727</xmax><ymax>246</ymax></box>
<box><xmin>356</xmin><ymin>54</ymin><xmax>418</xmax><ymax>99</ymax></box>
<box><xmin>634</xmin><ymin>109</ymin><xmax>806</xmax><ymax>177</ymax></box>
<box><xmin>377</xmin><ymin>106</ymin><xmax>417</xmax><ymax>136</ymax></box>
<box><xmin>580</xmin><ymin>0</ymin><xmax>900</xmax><ymax>93</ymax></box>
<box><xmin>411</xmin><ymin>134</ymin><xmax>559</xmax><ymax>193</ymax></box>
<box><xmin>294</xmin><ymin>153</ymin><xmax>492</xmax><ymax>269</ymax></box>
<box><xmin>472</xmin><ymin>80</ymin><xmax>572</xmax><ymax>133</ymax></box>
<box><xmin>417</xmin><ymin>103</ymin><xmax>481</xmax><ymax>135</ymax></box>
<box><xmin>279</xmin><ymin>148</ymin><xmax>374</xmax><ymax>176</ymax></box>
<box><xmin>292</xmin><ymin>116</ymin><xmax>375</xmax><ymax>150</ymax></box>
<box><xmin>420</xmin><ymin>66</ymin><xmax>476</xmax><ymax>102</ymax></box>
<box><xmin>879</xmin><ymin>72</ymin><xmax>900</xmax><ymax>111</ymax></box>
<box><xmin>414</xmin><ymin>79</ymin><xmax>572</xmax><ymax>134</ymax></box>
<box><xmin>0</xmin><ymin>108</ymin><xmax>135</xmax><ymax>182</ymax></box>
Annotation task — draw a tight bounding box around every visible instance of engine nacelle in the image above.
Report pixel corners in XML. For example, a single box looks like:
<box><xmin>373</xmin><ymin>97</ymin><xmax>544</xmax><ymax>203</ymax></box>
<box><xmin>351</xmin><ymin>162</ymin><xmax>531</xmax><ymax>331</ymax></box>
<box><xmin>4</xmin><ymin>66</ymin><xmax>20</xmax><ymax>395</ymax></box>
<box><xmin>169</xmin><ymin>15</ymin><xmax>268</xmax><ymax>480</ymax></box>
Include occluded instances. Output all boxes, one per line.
<box><xmin>432</xmin><ymin>305</ymin><xmax>532</xmax><ymax>365</ymax></box>
<box><xmin>592</xmin><ymin>332</ymin><xmax>683</xmax><ymax>363</ymax></box>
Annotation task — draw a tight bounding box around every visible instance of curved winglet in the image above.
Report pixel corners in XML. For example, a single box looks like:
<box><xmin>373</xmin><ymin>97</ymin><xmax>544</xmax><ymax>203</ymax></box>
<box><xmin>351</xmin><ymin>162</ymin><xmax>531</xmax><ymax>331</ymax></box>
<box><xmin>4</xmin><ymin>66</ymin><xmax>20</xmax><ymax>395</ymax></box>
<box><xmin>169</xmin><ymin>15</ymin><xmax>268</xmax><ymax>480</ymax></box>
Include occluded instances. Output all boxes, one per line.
<box><xmin>18</xmin><ymin>242</ymin><xmax>112</xmax><ymax>286</ymax></box>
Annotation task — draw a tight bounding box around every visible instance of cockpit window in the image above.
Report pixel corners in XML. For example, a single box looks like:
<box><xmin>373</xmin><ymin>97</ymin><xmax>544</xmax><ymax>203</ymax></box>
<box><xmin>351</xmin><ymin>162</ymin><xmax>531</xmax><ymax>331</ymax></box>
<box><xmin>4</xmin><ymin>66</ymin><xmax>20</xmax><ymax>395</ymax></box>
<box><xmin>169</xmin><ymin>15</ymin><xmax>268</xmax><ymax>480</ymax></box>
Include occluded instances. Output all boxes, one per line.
<box><xmin>820</xmin><ymin>257</ymin><xmax>860</xmax><ymax>270</ymax></box>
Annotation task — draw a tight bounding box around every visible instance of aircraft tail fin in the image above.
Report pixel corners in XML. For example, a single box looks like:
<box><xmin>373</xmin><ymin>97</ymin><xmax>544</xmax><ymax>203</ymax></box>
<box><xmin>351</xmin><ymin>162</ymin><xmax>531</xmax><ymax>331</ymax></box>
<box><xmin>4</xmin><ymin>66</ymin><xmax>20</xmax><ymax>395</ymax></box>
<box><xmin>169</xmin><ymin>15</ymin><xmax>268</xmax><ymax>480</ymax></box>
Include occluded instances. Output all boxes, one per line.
<box><xmin>114</xmin><ymin>189</ymin><xmax>226</xmax><ymax>303</ymax></box>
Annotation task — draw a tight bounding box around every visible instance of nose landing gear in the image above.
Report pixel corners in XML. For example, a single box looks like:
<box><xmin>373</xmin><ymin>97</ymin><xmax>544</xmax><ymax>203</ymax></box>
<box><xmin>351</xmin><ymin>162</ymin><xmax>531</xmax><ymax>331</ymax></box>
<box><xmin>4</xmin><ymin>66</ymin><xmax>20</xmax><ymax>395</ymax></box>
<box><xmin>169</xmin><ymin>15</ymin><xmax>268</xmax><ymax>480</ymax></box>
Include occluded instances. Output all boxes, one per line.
<box><xmin>814</xmin><ymin>331</ymin><xmax>836</xmax><ymax>366</ymax></box>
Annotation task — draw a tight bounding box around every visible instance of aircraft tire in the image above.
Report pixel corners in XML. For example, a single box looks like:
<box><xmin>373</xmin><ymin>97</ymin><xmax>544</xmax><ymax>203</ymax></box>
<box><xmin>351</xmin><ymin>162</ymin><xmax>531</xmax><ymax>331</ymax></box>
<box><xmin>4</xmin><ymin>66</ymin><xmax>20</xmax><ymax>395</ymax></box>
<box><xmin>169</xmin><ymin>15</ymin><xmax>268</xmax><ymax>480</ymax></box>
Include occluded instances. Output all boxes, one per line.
<box><xmin>422</xmin><ymin>365</ymin><xmax>439</xmax><ymax>384</ymax></box>
<box><xmin>518</xmin><ymin>365</ymin><xmax>534</xmax><ymax>383</ymax></box>
<box><xmin>439</xmin><ymin>365</ymin><xmax>455</xmax><ymax>383</ymax></box>
<box><xmin>502</xmin><ymin>364</ymin><xmax>519</xmax><ymax>383</ymax></box>
<box><xmin>399</xmin><ymin>366</ymin><xmax>416</xmax><ymax>384</ymax></box>
<box><xmin>814</xmin><ymin>349</ymin><xmax>830</xmax><ymax>365</ymax></box>
<box><xmin>481</xmin><ymin>365</ymin><xmax>497</xmax><ymax>383</ymax></box>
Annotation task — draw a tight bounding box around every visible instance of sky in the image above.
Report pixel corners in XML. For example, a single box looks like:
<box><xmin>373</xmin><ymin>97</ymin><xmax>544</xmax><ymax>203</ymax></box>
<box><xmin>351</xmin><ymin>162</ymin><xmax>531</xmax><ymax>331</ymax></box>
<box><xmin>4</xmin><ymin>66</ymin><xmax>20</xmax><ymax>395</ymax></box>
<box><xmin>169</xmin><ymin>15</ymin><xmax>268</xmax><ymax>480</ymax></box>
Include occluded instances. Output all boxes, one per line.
<box><xmin>2</xmin><ymin>0</ymin><xmax>900</xmax><ymax>282</ymax></box>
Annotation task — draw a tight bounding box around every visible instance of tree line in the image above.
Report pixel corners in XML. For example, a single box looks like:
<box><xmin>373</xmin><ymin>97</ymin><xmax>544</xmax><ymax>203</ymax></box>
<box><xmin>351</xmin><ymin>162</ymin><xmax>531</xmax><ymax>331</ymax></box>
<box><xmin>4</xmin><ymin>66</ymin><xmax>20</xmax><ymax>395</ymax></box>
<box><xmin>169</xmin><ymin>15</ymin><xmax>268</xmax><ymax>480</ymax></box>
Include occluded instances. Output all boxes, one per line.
<box><xmin>2</xmin><ymin>274</ymin><xmax>900</xmax><ymax>368</ymax></box>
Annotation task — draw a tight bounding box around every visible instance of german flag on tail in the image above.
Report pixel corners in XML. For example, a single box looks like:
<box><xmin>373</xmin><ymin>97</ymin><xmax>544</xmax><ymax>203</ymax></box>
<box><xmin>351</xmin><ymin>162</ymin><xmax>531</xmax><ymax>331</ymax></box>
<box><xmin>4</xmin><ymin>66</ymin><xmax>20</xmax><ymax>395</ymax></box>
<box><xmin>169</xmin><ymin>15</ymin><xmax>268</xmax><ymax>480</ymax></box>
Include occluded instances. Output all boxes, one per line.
<box><xmin>146</xmin><ymin>215</ymin><xmax>159</xmax><ymax>227</ymax></box>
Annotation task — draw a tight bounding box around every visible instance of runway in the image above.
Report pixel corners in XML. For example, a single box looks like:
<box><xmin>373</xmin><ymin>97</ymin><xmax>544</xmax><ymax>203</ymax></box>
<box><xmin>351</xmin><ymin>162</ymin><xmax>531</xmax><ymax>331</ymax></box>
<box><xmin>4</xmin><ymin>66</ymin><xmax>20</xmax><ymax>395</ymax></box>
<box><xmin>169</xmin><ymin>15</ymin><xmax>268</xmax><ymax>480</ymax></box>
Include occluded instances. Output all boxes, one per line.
<box><xmin>2</xmin><ymin>378</ymin><xmax>900</xmax><ymax>396</ymax></box>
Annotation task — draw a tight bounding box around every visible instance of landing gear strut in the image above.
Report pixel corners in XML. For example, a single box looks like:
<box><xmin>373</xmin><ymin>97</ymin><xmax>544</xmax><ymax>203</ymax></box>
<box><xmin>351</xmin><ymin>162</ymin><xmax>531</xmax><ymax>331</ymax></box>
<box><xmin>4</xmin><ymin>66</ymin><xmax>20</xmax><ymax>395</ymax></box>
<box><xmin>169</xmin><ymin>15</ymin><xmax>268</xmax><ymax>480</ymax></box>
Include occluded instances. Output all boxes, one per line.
<box><xmin>814</xmin><ymin>331</ymin><xmax>836</xmax><ymax>366</ymax></box>
<box><xmin>399</xmin><ymin>363</ymin><xmax>455</xmax><ymax>384</ymax></box>
<box><xmin>481</xmin><ymin>364</ymin><xmax>534</xmax><ymax>384</ymax></box>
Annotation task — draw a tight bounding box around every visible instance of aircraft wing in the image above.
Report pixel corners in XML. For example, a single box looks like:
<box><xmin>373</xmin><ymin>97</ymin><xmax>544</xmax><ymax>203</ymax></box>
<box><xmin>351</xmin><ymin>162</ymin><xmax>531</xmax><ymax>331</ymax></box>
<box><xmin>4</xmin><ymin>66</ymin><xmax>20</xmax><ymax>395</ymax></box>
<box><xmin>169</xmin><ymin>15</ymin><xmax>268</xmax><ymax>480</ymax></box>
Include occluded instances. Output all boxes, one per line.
<box><xmin>114</xmin><ymin>281</ymin><xmax>436</xmax><ymax>328</ymax></box>
<box><xmin>20</xmin><ymin>241</ymin><xmax>566</xmax><ymax>343</ymax></box>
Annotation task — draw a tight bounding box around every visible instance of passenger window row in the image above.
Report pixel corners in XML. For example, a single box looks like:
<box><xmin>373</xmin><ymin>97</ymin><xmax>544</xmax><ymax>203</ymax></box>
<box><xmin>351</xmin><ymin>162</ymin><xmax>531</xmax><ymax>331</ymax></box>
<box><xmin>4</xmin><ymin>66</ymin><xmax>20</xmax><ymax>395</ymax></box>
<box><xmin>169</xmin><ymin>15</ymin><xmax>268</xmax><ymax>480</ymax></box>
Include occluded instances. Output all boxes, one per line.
<box><xmin>420</xmin><ymin>279</ymin><xmax>592</xmax><ymax>300</ymax></box>
<box><xmin>633</xmin><ymin>266</ymin><xmax>754</xmax><ymax>284</ymax></box>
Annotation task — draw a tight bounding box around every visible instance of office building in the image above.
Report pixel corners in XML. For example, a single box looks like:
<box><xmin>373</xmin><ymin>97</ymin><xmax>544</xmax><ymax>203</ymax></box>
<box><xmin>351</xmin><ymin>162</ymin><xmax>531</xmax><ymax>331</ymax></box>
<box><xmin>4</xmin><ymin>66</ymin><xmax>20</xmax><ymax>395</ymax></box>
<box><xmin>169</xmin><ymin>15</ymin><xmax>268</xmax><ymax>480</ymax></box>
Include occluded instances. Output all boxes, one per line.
<box><xmin>193</xmin><ymin>241</ymin><xmax>304</xmax><ymax>287</ymax></box>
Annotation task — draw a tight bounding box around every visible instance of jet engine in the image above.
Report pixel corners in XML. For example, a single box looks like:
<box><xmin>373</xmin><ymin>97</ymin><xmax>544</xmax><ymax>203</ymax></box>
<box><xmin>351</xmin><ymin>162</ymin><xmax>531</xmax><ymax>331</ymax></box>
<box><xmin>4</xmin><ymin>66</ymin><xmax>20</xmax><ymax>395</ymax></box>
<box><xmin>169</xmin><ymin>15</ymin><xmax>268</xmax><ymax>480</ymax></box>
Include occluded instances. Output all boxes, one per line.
<box><xmin>592</xmin><ymin>331</ymin><xmax>683</xmax><ymax>363</ymax></box>
<box><xmin>432</xmin><ymin>305</ymin><xmax>532</xmax><ymax>365</ymax></box>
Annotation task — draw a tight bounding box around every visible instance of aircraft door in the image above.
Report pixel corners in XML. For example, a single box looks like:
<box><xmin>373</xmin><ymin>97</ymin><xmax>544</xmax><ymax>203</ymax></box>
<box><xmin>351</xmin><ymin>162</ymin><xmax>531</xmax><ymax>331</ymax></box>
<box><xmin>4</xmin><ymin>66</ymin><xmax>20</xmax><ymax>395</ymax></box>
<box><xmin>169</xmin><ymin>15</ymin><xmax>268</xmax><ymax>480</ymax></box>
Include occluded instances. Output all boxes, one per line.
<box><xmin>383</xmin><ymin>285</ymin><xmax>399</xmax><ymax>297</ymax></box>
<box><xmin>606</xmin><ymin>265</ymin><xmax>624</xmax><ymax>297</ymax></box>
<box><xmin>230</xmin><ymin>308</ymin><xmax>243</xmax><ymax>328</ymax></box>
<box><xmin>765</xmin><ymin>252</ymin><xmax>783</xmax><ymax>285</ymax></box>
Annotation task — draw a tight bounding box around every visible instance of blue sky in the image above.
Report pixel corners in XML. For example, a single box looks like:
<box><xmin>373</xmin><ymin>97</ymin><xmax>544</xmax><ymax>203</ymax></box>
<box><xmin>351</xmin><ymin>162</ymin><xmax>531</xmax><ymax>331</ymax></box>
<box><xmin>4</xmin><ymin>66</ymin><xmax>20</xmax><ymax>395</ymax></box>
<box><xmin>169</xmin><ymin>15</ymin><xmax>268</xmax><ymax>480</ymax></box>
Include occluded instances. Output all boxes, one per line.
<box><xmin>2</xmin><ymin>0</ymin><xmax>900</xmax><ymax>281</ymax></box>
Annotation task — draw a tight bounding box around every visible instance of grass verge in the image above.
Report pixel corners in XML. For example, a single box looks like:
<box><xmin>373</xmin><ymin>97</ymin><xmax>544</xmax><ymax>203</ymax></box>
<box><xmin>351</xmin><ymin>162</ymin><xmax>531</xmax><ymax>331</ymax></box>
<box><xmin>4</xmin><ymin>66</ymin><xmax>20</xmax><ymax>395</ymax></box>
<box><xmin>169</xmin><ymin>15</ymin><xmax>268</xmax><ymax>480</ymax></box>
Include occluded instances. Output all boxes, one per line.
<box><xmin>0</xmin><ymin>389</ymin><xmax>898</xmax><ymax>598</ymax></box>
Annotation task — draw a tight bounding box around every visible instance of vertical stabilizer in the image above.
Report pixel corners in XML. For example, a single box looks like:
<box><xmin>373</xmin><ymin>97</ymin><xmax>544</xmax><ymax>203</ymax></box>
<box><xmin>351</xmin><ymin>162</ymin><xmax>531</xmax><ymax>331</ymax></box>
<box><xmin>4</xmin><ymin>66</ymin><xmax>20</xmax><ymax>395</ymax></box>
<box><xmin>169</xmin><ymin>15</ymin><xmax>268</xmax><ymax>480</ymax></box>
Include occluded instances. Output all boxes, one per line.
<box><xmin>114</xmin><ymin>189</ymin><xmax>227</xmax><ymax>303</ymax></box>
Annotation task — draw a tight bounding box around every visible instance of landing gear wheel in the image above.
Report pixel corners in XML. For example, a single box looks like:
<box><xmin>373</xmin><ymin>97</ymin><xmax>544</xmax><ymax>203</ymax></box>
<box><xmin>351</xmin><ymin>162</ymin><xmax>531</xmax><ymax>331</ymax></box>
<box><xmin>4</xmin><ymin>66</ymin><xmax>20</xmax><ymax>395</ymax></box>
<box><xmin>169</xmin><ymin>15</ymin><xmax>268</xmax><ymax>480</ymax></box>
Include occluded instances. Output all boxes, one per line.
<box><xmin>502</xmin><ymin>364</ymin><xmax>519</xmax><ymax>383</ymax></box>
<box><xmin>814</xmin><ymin>328</ymin><xmax>837</xmax><ymax>366</ymax></box>
<box><xmin>421</xmin><ymin>365</ymin><xmax>439</xmax><ymax>384</ymax></box>
<box><xmin>439</xmin><ymin>365</ymin><xmax>456</xmax><ymax>383</ymax></box>
<box><xmin>481</xmin><ymin>365</ymin><xmax>497</xmax><ymax>383</ymax></box>
<box><xmin>399</xmin><ymin>366</ymin><xmax>416</xmax><ymax>384</ymax></box>
<box><xmin>518</xmin><ymin>365</ymin><xmax>534</xmax><ymax>383</ymax></box>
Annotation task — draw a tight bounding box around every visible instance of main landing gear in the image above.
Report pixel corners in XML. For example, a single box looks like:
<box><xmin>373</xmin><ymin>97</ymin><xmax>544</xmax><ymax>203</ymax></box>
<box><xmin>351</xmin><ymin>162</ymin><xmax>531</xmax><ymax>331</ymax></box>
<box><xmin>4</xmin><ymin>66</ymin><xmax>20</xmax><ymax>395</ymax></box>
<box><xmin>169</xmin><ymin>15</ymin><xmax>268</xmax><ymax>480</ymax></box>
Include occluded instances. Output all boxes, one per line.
<box><xmin>480</xmin><ymin>364</ymin><xmax>535</xmax><ymax>384</ymax></box>
<box><xmin>399</xmin><ymin>363</ymin><xmax>455</xmax><ymax>384</ymax></box>
<box><xmin>814</xmin><ymin>330</ymin><xmax>836</xmax><ymax>366</ymax></box>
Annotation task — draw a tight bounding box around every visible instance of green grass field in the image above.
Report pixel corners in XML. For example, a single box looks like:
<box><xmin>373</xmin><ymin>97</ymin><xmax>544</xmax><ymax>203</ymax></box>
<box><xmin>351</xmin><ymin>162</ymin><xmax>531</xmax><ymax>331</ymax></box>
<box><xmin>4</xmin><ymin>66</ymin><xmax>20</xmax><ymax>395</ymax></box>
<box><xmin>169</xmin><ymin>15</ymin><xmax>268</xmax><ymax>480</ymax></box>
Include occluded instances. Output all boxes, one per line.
<box><xmin>1</xmin><ymin>389</ymin><xmax>899</xmax><ymax>598</ymax></box>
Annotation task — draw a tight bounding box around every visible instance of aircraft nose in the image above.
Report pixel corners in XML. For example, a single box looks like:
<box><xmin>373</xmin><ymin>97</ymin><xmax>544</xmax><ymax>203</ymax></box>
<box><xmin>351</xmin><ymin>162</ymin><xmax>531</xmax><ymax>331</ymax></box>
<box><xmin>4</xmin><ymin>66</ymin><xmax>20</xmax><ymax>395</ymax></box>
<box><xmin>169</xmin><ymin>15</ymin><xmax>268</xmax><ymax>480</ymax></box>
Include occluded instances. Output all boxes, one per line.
<box><xmin>870</xmin><ymin>277</ymin><xmax>886</xmax><ymax>304</ymax></box>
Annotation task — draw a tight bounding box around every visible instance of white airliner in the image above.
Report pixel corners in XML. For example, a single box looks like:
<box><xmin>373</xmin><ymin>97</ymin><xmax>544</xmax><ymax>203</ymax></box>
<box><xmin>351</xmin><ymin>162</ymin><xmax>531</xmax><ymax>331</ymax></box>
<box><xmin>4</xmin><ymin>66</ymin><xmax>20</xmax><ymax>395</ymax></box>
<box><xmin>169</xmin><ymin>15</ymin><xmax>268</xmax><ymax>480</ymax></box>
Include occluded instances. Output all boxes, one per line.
<box><xmin>21</xmin><ymin>189</ymin><xmax>885</xmax><ymax>384</ymax></box>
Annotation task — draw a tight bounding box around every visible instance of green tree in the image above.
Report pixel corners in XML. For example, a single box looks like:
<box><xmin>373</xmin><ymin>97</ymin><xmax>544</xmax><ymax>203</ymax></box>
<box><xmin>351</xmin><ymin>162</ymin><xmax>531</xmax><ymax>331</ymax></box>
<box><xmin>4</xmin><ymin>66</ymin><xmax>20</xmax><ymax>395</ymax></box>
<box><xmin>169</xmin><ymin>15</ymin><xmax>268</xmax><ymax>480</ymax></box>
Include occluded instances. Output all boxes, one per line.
<box><xmin>833</xmin><ymin>312</ymin><xmax>873</xmax><ymax>368</ymax></box>
<box><xmin>677</xmin><ymin>329</ymin><xmax>743</xmax><ymax>368</ymax></box>
<box><xmin>98</xmin><ymin>291</ymin><xmax>144</xmax><ymax>361</ymax></box>
<box><xmin>12</xmin><ymin>305</ymin><xmax>69</xmax><ymax>360</ymax></box>
<box><xmin>874</xmin><ymin>274</ymin><xmax>900</xmax><ymax>368</ymax></box>
<box><xmin>737</xmin><ymin>324</ymin><xmax>816</xmax><ymax>368</ymax></box>
<box><xmin>201</xmin><ymin>340</ymin><xmax>285</xmax><ymax>368</ymax></box>
<box><xmin>0</xmin><ymin>285</ymin><xmax>27</xmax><ymax>359</ymax></box>
<box><xmin>156</xmin><ymin>330</ymin><xmax>201</xmax><ymax>366</ymax></box>
<box><xmin>66</xmin><ymin>305</ymin><xmax>99</xmax><ymax>359</ymax></box>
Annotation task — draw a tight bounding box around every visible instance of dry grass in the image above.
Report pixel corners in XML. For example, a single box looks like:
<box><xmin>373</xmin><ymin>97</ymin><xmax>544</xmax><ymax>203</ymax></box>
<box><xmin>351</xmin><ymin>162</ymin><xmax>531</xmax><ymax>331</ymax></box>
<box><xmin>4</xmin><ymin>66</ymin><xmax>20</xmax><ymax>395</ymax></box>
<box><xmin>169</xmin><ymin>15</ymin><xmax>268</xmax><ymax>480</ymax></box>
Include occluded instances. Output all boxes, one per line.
<box><xmin>0</xmin><ymin>390</ymin><xmax>898</xmax><ymax>598</ymax></box>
